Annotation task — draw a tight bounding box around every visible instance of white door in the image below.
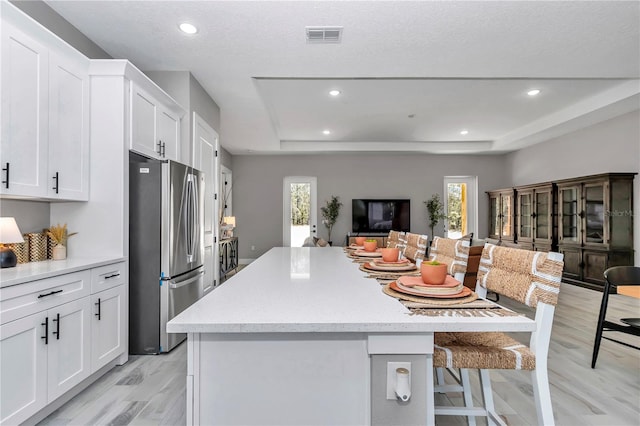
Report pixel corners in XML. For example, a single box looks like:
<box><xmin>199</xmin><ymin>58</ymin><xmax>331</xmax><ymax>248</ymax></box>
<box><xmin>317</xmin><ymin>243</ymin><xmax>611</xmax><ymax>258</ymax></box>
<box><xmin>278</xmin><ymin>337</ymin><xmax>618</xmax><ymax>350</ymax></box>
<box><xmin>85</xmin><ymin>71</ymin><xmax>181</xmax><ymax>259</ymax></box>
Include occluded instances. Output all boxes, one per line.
<box><xmin>193</xmin><ymin>112</ymin><xmax>219</xmax><ymax>294</ymax></box>
<box><xmin>443</xmin><ymin>176</ymin><xmax>478</xmax><ymax>239</ymax></box>
<box><xmin>91</xmin><ymin>286</ymin><xmax>125</xmax><ymax>372</ymax></box>
<box><xmin>47</xmin><ymin>297</ymin><xmax>91</xmax><ymax>401</ymax></box>
<box><xmin>283</xmin><ymin>177</ymin><xmax>317</xmax><ymax>247</ymax></box>
<box><xmin>0</xmin><ymin>313</ymin><xmax>48</xmax><ymax>425</ymax></box>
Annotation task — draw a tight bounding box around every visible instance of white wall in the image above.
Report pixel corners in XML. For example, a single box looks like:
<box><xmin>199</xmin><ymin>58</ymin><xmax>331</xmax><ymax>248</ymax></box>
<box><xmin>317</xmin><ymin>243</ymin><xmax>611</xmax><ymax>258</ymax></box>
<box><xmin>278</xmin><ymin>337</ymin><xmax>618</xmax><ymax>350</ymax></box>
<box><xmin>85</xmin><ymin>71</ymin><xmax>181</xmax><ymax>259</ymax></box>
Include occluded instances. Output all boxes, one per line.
<box><xmin>506</xmin><ymin>111</ymin><xmax>640</xmax><ymax>265</ymax></box>
<box><xmin>233</xmin><ymin>153</ymin><xmax>509</xmax><ymax>259</ymax></box>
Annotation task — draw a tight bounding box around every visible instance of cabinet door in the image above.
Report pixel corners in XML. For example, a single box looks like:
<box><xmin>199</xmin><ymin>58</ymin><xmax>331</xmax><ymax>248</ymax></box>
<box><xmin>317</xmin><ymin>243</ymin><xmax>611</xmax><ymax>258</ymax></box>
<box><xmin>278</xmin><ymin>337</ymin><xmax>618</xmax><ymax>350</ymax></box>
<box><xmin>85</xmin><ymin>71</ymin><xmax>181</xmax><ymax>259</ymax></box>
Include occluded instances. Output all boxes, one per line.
<box><xmin>559</xmin><ymin>246</ymin><xmax>581</xmax><ymax>281</ymax></box>
<box><xmin>488</xmin><ymin>194</ymin><xmax>500</xmax><ymax>239</ymax></box>
<box><xmin>158</xmin><ymin>106</ymin><xmax>180</xmax><ymax>161</ymax></box>
<box><xmin>131</xmin><ymin>83</ymin><xmax>159</xmax><ymax>159</ymax></box>
<box><xmin>583</xmin><ymin>181</ymin><xmax>607</xmax><ymax>246</ymax></box>
<box><xmin>48</xmin><ymin>51</ymin><xmax>90</xmax><ymax>200</ymax></box>
<box><xmin>0</xmin><ymin>18</ymin><xmax>48</xmax><ymax>197</ymax></box>
<box><xmin>517</xmin><ymin>191</ymin><xmax>533</xmax><ymax>242</ymax></box>
<box><xmin>558</xmin><ymin>185</ymin><xmax>581</xmax><ymax>244</ymax></box>
<box><xmin>534</xmin><ymin>188</ymin><xmax>553</xmax><ymax>243</ymax></box>
<box><xmin>47</xmin><ymin>297</ymin><xmax>91</xmax><ymax>401</ymax></box>
<box><xmin>583</xmin><ymin>251</ymin><xmax>608</xmax><ymax>286</ymax></box>
<box><xmin>91</xmin><ymin>286</ymin><xmax>125</xmax><ymax>372</ymax></box>
<box><xmin>0</xmin><ymin>313</ymin><xmax>48</xmax><ymax>425</ymax></box>
<box><xmin>500</xmin><ymin>192</ymin><xmax>514</xmax><ymax>240</ymax></box>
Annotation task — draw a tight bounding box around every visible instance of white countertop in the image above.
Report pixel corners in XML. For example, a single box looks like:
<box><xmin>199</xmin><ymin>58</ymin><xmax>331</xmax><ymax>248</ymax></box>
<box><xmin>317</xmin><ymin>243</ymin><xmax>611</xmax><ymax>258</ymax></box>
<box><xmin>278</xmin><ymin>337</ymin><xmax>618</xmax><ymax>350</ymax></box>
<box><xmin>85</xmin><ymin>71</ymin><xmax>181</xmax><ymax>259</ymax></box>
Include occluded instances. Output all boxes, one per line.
<box><xmin>167</xmin><ymin>247</ymin><xmax>535</xmax><ymax>334</ymax></box>
<box><xmin>0</xmin><ymin>256</ymin><xmax>126</xmax><ymax>288</ymax></box>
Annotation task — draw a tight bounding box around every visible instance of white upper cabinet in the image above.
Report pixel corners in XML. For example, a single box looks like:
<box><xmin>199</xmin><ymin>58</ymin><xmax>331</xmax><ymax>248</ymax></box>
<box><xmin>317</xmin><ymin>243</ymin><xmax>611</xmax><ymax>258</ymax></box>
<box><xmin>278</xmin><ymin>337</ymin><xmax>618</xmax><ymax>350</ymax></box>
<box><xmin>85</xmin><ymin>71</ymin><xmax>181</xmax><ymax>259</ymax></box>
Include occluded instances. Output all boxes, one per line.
<box><xmin>131</xmin><ymin>82</ymin><xmax>180</xmax><ymax>161</ymax></box>
<box><xmin>0</xmin><ymin>3</ymin><xmax>90</xmax><ymax>201</ymax></box>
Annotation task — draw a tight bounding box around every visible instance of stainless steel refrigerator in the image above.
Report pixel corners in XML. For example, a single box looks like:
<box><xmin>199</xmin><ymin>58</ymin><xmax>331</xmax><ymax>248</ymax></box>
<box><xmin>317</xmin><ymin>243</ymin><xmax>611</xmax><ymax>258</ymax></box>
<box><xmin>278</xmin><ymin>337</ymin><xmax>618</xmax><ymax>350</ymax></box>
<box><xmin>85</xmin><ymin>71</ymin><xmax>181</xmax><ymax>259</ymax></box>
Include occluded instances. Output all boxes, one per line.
<box><xmin>129</xmin><ymin>153</ymin><xmax>204</xmax><ymax>354</ymax></box>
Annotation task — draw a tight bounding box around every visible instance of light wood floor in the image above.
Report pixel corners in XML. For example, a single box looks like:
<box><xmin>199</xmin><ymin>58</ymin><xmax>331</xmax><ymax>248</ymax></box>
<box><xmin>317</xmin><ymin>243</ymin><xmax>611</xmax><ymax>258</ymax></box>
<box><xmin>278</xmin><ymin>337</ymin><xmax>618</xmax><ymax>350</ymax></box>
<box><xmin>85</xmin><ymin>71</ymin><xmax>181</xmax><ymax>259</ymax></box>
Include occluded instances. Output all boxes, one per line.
<box><xmin>39</xmin><ymin>282</ymin><xmax>640</xmax><ymax>426</ymax></box>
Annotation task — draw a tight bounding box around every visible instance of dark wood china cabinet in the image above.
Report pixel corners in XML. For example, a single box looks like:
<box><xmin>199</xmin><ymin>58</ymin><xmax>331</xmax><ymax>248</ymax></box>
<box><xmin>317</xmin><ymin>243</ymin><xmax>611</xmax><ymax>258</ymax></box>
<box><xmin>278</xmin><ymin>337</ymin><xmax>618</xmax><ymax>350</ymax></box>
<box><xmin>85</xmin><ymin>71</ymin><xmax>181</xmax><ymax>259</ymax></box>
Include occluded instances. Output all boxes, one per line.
<box><xmin>487</xmin><ymin>173</ymin><xmax>635</xmax><ymax>290</ymax></box>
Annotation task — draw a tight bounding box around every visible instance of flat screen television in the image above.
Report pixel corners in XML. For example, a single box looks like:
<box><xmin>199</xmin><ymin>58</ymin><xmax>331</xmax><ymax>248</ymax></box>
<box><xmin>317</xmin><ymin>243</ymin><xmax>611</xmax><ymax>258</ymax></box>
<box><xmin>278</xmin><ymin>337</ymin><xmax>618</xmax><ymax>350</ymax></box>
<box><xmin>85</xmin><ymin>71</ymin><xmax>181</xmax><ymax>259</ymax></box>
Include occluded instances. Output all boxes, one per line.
<box><xmin>352</xmin><ymin>199</ymin><xmax>410</xmax><ymax>233</ymax></box>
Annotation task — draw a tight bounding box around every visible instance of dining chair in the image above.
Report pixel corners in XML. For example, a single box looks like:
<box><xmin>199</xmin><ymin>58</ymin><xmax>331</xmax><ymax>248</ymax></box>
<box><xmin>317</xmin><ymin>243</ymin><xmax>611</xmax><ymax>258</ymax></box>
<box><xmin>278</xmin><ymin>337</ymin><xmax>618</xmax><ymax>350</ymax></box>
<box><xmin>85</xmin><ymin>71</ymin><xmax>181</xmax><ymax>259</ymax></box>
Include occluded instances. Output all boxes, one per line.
<box><xmin>433</xmin><ymin>243</ymin><xmax>564</xmax><ymax>426</ymax></box>
<box><xmin>402</xmin><ymin>233</ymin><xmax>429</xmax><ymax>263</ymax></box>
<box><xmin>428</xmin><ymin>236</ymin><xmax>471</xmax><ymax>283</ymax></box>
<box><xmin>386</xmin><ymin>230</ymin><xmax>406</xmax><ymax>250</ymax></box>
<box><xmin>591</xmin><ymin>266</ymin><xmax>640</xmax><ymax>368</ymax></box>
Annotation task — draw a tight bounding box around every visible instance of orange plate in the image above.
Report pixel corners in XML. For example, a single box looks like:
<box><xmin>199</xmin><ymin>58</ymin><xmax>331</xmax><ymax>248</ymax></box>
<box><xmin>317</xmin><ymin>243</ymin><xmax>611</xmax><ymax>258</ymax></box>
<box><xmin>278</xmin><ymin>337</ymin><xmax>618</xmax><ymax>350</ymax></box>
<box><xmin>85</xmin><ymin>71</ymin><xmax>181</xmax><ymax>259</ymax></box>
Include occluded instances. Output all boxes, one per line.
<box><xmin>353</xmin><ymin>249</ymin><xmax>382</xmax><ymax>257</ymax></box>
<box><xmin>390</xmin><ymin>281</ymin><xmax>472</xmax><ymax>299</ymax></box>
<box><xmin>373</xmin><ymin>258</ymin><xmax>411</xmax><ymax>265</ymax></box>
<box><xmin>397</xmin><ymin>275</ymin><xmax>461</xmax><ymax>288</ymax></box>
<box><xmin>363</xmin><ymin>262</ymin><xmax>417</xmax><ymax>272</ymax></box>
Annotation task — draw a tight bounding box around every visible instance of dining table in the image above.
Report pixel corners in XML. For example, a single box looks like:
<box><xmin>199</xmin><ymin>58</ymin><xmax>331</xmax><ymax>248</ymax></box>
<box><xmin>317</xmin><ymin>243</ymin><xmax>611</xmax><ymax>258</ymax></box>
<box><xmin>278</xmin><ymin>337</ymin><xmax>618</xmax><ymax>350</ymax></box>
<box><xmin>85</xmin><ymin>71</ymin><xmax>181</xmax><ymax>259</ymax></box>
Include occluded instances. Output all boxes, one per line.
<box><xmin>167</xmin><ymin>246</ymin><xmax>535</xmax><ymax>425</ymax></box>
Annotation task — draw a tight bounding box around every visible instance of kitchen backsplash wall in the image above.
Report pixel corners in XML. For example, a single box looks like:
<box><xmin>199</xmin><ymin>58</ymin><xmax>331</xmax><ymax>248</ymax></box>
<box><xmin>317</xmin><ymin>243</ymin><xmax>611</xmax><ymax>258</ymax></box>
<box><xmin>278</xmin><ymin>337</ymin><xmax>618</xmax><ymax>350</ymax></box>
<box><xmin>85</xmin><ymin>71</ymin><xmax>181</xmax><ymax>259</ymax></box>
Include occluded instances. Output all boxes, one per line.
<box><xmin>0</xmin><ymin>200</ymin><xmax>50</xmax><ymax>234</ymax></box>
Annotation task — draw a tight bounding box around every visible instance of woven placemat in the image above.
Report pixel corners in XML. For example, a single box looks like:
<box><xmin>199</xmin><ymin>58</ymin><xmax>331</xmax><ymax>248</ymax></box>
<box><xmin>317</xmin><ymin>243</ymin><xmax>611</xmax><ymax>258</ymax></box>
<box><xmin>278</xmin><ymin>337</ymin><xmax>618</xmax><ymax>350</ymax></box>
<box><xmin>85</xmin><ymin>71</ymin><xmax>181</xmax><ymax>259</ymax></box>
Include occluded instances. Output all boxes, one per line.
<box><xmin>383</xmin><ymin>283</ymin><xmax>478</xmax><ymax>305</ymax></box>
<box><xmin>359</xmin><ymin>264</ymin><xmax>420</xmax><ymax>277</ymax></box>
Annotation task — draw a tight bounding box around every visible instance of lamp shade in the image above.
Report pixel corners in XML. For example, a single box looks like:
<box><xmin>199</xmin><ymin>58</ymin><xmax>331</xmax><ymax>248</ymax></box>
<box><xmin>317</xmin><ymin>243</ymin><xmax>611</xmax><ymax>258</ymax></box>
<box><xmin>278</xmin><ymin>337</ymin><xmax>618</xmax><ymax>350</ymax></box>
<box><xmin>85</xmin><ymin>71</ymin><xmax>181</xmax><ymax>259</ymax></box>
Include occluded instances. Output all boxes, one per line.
<box><xmin>223</xmin><ymin>216</ymin><xmax>236</xmax><ymax>227</ymax></box>
<box><xmin>0</xmin><ymin>217</ymin><xmax>24</xmax><ymax>243</ymax></box>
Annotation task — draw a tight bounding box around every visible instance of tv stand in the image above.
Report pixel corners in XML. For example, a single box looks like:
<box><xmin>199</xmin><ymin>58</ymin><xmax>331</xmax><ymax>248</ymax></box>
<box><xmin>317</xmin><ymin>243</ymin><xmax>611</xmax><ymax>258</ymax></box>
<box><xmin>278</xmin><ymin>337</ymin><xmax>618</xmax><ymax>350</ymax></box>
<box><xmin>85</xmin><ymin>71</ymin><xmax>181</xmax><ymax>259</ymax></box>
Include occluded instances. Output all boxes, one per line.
<box><xmin>345</xmin><ymin>232</ymin><xmax>390</xmax><ymax>247</ymax></box>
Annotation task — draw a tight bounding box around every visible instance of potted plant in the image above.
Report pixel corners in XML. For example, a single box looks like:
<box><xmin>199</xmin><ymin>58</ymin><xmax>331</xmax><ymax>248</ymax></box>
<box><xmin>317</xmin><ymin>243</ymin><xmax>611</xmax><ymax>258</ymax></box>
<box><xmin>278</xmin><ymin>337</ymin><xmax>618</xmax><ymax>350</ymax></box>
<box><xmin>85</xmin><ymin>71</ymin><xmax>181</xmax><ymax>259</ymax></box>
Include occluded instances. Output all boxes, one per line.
<box><xmin>424</xmin><ymin>194</ymin><xmax>449</xmax><ymax>239</ymax></box>
<box><xmin>320</xmin><ymin>195</ymin><xmax>342</xmax><ymax>245</ymax></box>
<box><xmin>46</xmin><ymin>223</ymin><xmax>77</xmax><ymax>260</ymax></box>
<box><xmin>420</xmin><ymin>260</ymin><xmax>448</xmax><ymax>285</ymax></box>
<box><xmin>363</xmin><ymin>239</ymin><xmax>378</xmax><ymax>252</ymax></box>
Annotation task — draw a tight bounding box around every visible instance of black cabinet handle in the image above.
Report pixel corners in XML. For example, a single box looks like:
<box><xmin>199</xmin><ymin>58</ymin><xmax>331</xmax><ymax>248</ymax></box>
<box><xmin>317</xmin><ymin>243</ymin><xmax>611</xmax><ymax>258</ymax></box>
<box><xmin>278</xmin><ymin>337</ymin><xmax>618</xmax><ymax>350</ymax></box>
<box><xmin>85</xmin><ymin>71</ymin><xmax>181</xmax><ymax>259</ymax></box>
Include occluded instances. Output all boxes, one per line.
<box><xmin>161</xmin><ymin>142</ymin><xmax>166</xmax><ymax>157</ymax></box>
<box><xmin>105</xmin><ymin>273</ymin><xmax>120</xmax><ymax>279</ymax></box>
<box><xmin>52</xmin><ymin>172</ymin><xmax>59</xmax><ymax>193</ymax></box>
<box><xmin>95</xmin><ymin>298</ymin><xmax>101</xmax><ymax>320</ymax></box>
<box><xmin>41</xmin><ymin>317</ymin><xmax>49</xmax><ymax>345</ymax></box>
<box><xmin>52</xmin><ymin>313</ymin><xmax>60</xmax><ymax>340</ymax></box>
<box><xmin>157</xmin><ymin>140</ymin><xmax>162</xmax><ymax>155</ymax></box>
<box><xmin>2</xmin><ymin>162</ymin><xmax>9</xmax><ymax>189</ymax></box>
<box><xmin>38</xmin><ymin>289</ymin><xmax>63</xmax><ymax>299</ymax></box>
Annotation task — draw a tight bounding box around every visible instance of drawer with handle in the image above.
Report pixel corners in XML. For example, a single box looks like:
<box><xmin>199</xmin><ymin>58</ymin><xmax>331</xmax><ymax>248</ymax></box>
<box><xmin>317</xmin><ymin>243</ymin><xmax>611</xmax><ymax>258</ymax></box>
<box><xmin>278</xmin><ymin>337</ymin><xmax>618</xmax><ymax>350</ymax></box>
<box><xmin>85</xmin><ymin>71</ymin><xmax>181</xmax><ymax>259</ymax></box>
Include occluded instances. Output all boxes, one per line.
<box><xmin>0</xmin><ymin>270</ymin><xmax>91</xmax><ymax>325</ymax></box>
<box><xmin>91</xmin><ymin>261</ymin><xmax>126</xmax><ymax>293</ymax></box>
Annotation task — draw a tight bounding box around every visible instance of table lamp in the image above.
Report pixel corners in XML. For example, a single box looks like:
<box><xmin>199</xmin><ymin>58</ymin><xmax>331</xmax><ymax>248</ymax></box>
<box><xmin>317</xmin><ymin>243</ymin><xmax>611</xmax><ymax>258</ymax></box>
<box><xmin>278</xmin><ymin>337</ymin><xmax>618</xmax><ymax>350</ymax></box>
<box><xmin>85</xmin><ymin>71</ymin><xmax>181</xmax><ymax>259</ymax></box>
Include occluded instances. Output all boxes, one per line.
<box><xmin>0</xmin><ymin>217</ymin><xmax>24</xmax><ymax>268</ymax></box>
<box><xmin>223</xmin><ymin>216</ymin><xmax>236</xmax><ymax>228</ymax></box>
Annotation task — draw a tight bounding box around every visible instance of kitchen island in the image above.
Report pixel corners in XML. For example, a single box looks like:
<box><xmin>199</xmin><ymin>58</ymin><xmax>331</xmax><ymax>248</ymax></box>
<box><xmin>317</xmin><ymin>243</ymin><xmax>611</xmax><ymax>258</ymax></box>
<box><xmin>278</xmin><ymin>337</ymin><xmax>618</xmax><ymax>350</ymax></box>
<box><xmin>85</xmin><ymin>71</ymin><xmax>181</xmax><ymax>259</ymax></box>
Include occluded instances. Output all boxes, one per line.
<box><xmin>167</xmin><ymin>247</ymin><xmax>535</xmax><ymax>425</ymax></box>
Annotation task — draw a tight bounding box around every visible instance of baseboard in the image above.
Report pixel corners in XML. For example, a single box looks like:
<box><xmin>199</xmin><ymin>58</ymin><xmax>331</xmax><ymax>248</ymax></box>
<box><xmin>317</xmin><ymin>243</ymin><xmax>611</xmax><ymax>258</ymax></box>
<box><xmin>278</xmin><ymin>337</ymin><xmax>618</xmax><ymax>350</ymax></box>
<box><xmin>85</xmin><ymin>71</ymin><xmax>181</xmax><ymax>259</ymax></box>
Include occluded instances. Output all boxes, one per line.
<box><xmin>239</xmin><ymin>258</ymin><xmax>256</xmax><ymax>264</ymax></box>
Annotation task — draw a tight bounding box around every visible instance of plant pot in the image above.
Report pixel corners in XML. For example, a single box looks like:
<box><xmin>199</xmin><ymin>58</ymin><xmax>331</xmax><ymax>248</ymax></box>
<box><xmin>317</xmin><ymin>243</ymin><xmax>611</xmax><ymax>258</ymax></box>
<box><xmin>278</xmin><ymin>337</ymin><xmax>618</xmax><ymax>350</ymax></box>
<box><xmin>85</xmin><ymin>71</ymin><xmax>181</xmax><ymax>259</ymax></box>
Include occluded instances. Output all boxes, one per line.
<box><xmin>420</xmin><ymin>263</ymin><xmax>447</xmax><ymax>285</ymax></box>
<box><xmin>52</xmin><ymin>244</ymin><xmax>67</xmax><ymax>261</ymax></box>
<box><xmin>363</xmin><ymin>240</ymin><xmax>378</xmax><ymax>252</ymax></box>
<box><xmin>355</xmin><ymin>236</ymin><xmax>366</xmax><ymax>246</ymax></box>
<box><xmin>380</xmin><ymin>247</ymin><xmax>400</xmax><ymax>262</ymax></box>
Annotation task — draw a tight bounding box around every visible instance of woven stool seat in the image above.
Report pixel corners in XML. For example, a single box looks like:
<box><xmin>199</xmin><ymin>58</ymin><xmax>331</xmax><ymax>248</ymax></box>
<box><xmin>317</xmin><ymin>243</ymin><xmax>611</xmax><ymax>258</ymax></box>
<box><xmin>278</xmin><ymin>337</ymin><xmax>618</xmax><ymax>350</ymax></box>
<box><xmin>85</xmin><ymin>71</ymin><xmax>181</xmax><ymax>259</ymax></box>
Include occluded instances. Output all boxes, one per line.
<box><xmin>434</xmin><ymin>332</ymin><xmax>535</xmax><ymax>370</ymax></box>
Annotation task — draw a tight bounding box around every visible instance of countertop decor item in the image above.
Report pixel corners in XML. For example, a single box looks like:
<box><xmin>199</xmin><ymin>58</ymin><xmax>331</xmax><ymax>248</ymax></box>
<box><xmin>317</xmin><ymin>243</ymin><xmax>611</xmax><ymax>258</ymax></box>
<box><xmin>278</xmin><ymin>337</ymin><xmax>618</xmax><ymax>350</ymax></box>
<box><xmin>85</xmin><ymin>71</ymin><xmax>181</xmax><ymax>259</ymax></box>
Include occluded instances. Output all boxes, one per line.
<box><xmin>46</xmin><ymin>223</ymin><xmax>77</xmax><ymax>261</ymax></box>
<box><xmin>420</xmin><ymin>260</ymin><xmax>448</xmax><ymax>285</ymax></box>
<box><xmin>0</xmin><ymin>217</ymin><xmax>25</xmax><ymax>268</ymax></box>
<box><xmin>380</xmin><ymin>247</ymin><xmax>400</xmax><ymax>262</ymax></box>
<box><xmin>321</xmin><ymin>195</ymin><xmax>342</xmax><ymax>245</ymax></box>
<box><xmin>363</xmin><ymin>239</ymin><xmax>378</xmax><ymax>252</ymax></box>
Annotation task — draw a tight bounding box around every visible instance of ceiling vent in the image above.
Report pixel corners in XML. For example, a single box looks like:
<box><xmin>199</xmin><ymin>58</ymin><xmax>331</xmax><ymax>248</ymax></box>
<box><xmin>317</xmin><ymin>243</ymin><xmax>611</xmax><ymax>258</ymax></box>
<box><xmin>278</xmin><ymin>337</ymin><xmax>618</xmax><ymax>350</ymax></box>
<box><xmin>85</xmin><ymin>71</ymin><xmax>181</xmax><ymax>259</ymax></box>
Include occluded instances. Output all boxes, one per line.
<box><xmin>306</xmin><ymin>26</ymin><xmax>343</xmax><ymax>43</ymax></box>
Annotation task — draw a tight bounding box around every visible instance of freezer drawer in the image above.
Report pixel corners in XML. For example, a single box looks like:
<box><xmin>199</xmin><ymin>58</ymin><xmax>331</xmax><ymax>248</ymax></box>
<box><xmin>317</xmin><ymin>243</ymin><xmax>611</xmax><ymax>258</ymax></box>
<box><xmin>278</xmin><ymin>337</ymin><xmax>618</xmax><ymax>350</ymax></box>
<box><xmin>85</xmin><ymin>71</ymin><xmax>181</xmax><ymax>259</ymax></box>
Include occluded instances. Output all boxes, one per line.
<box><xmin>161</xmin><ymin>268</ymin><xmax>204</xmax><ymax>352</ymax></box>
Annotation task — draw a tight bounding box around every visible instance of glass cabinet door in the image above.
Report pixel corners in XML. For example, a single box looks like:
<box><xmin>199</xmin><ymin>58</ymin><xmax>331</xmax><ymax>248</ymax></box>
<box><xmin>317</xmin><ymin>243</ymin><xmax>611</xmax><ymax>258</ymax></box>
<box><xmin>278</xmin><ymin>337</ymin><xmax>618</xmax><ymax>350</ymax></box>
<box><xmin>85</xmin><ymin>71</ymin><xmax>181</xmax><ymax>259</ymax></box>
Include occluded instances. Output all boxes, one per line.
<box><xmin>501</xmin><ymin>193</ymin><xmax>513</xmax><ymax>239</ymax></box>
<box><xmin>534</xmin><ymin>190</ymin><xmax>551</xmax><ymax>240</ymax></box>
<box><xmin>489</xmin><ymin>195</ymin><xmax>499</xmax><ymax>238</ymax></box>
<box><xmin>584</xmin><ymin>182</ymin><xmax>606</xmax><ymax>244</ymax></box>
<box><xmin>559</xmin><ymin>186</ymin><xmax>580</xmax><ymax>243</ymax></box>
<box><xmin>518</xmin><ymin>192</ymin><xmax>533</xmax><ymax>240</ymax></box>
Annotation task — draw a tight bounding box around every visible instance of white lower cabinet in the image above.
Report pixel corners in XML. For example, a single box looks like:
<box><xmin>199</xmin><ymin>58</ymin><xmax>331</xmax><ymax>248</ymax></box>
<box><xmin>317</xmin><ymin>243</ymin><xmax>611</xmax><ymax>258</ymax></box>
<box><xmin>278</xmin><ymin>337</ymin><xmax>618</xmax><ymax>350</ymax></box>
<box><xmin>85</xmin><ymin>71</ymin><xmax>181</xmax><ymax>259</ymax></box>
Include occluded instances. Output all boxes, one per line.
<box><xmin>0</xmin><ymin>313</ymin><xmax>48</xmax><ymax>425</ymax></box>
<box><xmin>0</xmin><ymin>261</ymin><xmax>127</xmax><ymax>424</ymax></box>
<box><xmin>47</xmin><ymin>297</ymin><xmax>92</xmax><ymax>401</ymax></box>
<box><xmin>91</xmin><ymin>285</ymin><xmax>126</xmax><ymax>372</ymax></box>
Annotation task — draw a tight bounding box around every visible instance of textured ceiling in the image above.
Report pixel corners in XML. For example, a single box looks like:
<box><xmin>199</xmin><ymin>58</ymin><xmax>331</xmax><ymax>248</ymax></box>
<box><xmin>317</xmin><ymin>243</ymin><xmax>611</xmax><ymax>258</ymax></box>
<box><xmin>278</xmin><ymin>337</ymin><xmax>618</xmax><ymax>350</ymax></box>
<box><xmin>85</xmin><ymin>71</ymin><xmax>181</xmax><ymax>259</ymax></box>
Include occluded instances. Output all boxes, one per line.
<box><xmin>45</xmin><ymin>1</ymin><xmax>640</xmax><ymax>154</ymax></box>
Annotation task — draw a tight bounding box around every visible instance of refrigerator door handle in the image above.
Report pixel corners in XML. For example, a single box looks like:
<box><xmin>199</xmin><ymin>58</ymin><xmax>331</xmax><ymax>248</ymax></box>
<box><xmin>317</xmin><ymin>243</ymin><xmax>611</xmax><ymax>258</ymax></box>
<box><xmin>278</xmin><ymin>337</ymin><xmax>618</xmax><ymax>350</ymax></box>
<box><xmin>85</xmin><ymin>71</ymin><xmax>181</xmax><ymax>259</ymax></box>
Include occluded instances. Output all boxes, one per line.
<box><xmin>185</xmin><ymin>175</ymin><xmax>194</xmax><ymax>262</ymax></box>
<box><xmin>168</xmin><ymin>270</ymin><xmax>204</xmax><ymax>289</ymax></box>
<box><xmin>191</xmin><ymin>174</ymin><xmax>200</xmax><ymax>258</ymax></box>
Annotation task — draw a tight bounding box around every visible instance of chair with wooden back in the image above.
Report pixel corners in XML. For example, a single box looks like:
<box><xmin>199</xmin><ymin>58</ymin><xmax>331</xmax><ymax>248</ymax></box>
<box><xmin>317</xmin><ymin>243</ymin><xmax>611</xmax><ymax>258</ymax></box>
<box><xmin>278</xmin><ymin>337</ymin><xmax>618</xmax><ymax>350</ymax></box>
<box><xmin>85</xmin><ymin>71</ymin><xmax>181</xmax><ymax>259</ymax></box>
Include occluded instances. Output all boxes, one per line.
<box><xmin>591</xmin><ymin>266</ymin><xmax>640</xmax><ymax>368</ymax></box>
<box><xmin>386</xmin><ymin>230</ymin><xmax>406</xmax><ymax>250</ymax></box>
<box><xmin>433</xmin><ymin>243</ymin><xmax>564</xmax><ymax>425</ymax></box>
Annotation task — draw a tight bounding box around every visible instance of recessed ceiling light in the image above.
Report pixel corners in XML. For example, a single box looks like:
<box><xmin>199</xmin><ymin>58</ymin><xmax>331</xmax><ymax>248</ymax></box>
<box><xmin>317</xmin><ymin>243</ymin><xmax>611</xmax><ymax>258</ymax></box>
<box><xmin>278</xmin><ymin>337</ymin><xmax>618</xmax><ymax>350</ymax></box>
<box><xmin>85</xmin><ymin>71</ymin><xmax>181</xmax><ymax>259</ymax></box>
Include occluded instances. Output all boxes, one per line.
<box><xmin>322</xmin><ymin>130</ymin><xmax>331</xmax><ymax>135</ymax></box>
<box><xmin>179</xmin><ymin>23</ymin><xmax>198</xmax><ymax>34</ymax></box>
<box><xmin>460</xmin><ymin>130</ymin><xmax>469</xmax><ymax>135</ymax></box>
<box><xmin>527</xmin><ymin>89</ymin><xmax>541</xmax><ymax>96</ymax></box>
<box><xmin>329</xmin><ymin>90</ymin><xmax>341</xmax><ymax>96</ymax></box>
